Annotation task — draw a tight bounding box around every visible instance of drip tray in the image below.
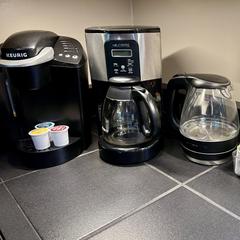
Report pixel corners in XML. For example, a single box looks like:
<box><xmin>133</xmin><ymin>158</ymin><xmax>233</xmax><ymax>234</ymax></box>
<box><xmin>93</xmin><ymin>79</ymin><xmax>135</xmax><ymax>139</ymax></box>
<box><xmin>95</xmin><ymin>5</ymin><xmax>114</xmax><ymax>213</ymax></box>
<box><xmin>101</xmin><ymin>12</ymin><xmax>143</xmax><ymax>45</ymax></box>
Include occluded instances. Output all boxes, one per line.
<box><xmin>16</xmin><ymin>137</ymin><xmax>82</xmax><ymax>169</ymax></box>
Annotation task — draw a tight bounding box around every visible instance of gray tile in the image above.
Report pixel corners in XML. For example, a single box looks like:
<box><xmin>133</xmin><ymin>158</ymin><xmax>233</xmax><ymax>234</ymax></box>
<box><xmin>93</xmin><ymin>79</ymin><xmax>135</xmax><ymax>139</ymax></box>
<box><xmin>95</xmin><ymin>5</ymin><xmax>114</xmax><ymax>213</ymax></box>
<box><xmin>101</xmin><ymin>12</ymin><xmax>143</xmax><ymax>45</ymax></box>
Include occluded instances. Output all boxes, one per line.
<box><xmin>6</xmin><ymin>151</ymin><xmax>176</xmax><ymax>240</ymax></box>
<box><xmin>89</xmin><ymin>187</ymin><xmax>240</xmax><ymax>240</ymax></box>
<box><xmin>0</xmin><ymin>152</ymin><xmax>33</xmax><ymax>181</ymax></box>
<box><xmin>0</xmin><ymin>185</ymin><xmax>40</xmax><ymax>240</ymax></box>
<box><xmin>188</xmin><ymin>162</ymin><xmax>240</xmax><ymax>216</ymax></box>
<box><xmin>148</xmin><ymin>137</ymin><xmax>209</xmax><ymax>182</ymax></box>
<box><xmin>83</xmin><ymin>133</ymin><xmax>98</xmax><ymax>153</ymax></box>
<box><xmin>0</xmin><ymin>133</ymin><xmax>98</xmax><ymax>181</ymax></box>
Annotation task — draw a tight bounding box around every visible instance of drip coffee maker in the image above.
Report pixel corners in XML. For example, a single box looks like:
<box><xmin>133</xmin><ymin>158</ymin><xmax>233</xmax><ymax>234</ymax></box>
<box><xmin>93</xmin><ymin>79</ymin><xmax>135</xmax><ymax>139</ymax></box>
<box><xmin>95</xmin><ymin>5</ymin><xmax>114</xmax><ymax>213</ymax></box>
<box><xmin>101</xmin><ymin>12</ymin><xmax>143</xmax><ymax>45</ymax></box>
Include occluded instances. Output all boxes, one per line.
<box><xmin>85</xmin><ymin>26</ymin><xmax>162</xmax><ymax>164</ymax></box>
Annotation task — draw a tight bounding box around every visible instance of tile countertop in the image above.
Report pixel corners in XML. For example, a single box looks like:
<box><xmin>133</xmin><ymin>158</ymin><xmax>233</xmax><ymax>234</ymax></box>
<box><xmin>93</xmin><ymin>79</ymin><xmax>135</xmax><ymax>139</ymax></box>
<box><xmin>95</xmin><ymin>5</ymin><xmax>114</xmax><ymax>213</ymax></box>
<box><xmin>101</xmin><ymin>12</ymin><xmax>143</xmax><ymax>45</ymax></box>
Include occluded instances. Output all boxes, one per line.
<box><xmin>0</xmin><ymin>132</ymin><xmax>240</xmax><ymax>240</ymax></box>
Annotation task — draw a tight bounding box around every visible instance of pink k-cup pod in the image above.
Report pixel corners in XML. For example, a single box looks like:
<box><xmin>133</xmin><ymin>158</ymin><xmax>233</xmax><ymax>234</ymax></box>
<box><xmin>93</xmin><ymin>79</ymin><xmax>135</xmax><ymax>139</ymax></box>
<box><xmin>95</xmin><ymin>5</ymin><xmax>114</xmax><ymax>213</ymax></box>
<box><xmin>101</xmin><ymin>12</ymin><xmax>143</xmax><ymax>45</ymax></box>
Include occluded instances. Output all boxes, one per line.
<box><xmin>28</xmin><ymin>128</ymin><xmax>50</xmax><ymax>150</ymax></box>
<box><xmin>50</xmin><ymin>125</ymin><xmax>69</xmax><ymax>147</ymax></box>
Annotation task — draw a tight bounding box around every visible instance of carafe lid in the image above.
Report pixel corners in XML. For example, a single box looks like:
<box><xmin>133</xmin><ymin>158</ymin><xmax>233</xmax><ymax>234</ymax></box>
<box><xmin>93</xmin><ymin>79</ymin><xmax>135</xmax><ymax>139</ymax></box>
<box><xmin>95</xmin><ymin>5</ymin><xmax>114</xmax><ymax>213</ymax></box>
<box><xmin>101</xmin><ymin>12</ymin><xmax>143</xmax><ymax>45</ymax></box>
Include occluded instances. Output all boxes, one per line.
<box><xmin>187</xmin><ymin>74</ymin><xmax>230</xmax><ymax>89</ymax></box>
<box><xmin>106</xmin><ymin>86</ymin><xmax>132</xmax><ymax>101</ymax></box>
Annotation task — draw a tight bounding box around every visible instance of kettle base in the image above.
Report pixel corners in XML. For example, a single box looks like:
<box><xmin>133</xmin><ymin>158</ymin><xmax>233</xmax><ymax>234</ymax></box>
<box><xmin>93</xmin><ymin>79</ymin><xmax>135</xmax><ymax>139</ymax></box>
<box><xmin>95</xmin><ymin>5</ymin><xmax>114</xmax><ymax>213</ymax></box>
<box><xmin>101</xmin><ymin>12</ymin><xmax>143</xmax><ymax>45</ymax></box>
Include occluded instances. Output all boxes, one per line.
<box><xmin>185</xmin><ymin>154</ymin><xmax>231</xmax><ymax>166</ymax></box>
<box><xmin>99</xmin><ymin>137</ymin><xmax>162</xmax><ymax>165</ymax></box>
<box><xmin>182</xmin><ymin>144</ymin><xmax>234</xmax><ymax>166</ymax></box>
<box><xmin>180</xmin><ymin>135</ymin><xmax>237</xmax><ymax>166</ymax></box>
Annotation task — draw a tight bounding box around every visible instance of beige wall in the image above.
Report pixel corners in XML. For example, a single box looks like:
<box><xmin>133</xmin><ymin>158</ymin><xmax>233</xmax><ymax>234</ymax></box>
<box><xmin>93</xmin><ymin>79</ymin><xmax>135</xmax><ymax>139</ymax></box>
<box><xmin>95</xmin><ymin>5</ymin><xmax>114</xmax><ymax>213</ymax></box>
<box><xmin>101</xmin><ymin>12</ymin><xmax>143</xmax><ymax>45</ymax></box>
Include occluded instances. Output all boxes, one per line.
<box><xmin>1</xmin><ymin>0</ymin><xmax>240</xmax><ymax>100</ymax></box>
<box><xmin>133</xmin><ymin>0</ymin><xmax>240</xmax><ymax>100</ymax></box>
<box><xmin>0</xmin><ymin>0</ymin><xmax>133</xmax><ymax>50</ymax></box>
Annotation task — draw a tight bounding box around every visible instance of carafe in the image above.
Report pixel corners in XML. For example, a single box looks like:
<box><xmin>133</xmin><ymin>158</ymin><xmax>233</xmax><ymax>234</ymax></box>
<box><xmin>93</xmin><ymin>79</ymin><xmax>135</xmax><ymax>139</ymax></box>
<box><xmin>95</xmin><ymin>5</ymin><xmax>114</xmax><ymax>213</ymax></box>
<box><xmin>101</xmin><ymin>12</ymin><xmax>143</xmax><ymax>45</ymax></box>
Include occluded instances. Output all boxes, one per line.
<box><xmin>99</xmin><ymin>86</ymin><xmax>161</xmax><ymax>164</ymax></box>
<box><xmin>102</xmin><ymin>86</ymin><xmax>161</xmax><ymax>148</ymax></box>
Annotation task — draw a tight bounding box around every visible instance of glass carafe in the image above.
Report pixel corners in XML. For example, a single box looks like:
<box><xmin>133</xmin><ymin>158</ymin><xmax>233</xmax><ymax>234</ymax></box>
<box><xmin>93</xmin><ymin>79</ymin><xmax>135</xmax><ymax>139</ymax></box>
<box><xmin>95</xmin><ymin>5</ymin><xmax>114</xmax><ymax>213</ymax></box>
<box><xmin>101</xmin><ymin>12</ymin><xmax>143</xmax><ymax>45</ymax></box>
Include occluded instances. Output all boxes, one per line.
<box><xmin>180</xmin><ymin>86</ymin><xmax>239</xmax><ymax>142</ymax></box>
<box><xmin>167</xmin><ymin>74</ymin><xmax>239</xmax><ymax>165</ymax></box>
<box><xmin>102</xmin><ymin>86</ymin><xmax>161</xmax><ymax>147</ymax></box>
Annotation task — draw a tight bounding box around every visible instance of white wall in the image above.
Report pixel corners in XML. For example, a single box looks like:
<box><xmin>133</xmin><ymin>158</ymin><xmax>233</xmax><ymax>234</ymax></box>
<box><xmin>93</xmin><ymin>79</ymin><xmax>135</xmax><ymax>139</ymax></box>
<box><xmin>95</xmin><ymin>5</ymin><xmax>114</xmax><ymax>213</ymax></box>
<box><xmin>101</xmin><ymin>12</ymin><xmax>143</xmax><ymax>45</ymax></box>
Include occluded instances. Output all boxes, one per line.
<box><xmin>133</xmin><ymin>0</ymin><xmax>240</xmax><ymax>100</ymax></box>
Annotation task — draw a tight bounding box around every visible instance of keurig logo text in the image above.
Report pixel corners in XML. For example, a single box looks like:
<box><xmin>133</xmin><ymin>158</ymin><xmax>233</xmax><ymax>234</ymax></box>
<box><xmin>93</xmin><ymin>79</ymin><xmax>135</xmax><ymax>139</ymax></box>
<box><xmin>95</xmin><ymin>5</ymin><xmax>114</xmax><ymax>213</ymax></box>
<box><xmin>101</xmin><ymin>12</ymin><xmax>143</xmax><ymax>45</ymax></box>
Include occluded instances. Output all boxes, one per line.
<box><xmin>5</xmin><ymin>52</ymin><xmax>28</xmax><ymax>58</ymax></box>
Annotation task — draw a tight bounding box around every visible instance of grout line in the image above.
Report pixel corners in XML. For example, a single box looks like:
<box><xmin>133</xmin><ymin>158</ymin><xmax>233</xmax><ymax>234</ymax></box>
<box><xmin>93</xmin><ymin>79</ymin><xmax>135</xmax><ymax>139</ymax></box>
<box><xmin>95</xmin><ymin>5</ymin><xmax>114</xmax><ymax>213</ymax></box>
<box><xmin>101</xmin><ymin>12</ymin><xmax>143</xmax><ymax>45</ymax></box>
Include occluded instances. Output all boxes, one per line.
<box><xmin>79</xmin><ymin>184</ymin><xmax>182</xmax><ymax>240</ymax></box>
<box><xmin>3</xmin><ymin>170</ymin><xmax>39</xmax><ymax>183</ymax></box>
<box><xmin>144</xmin><ymin>163</ymin><xmax>181</xmax><ymax>184</ymax></box>
<box><xmin>183</xmin><ymin>166</ymin><xmax>217</xmax><ymax>185</ymax></box>
<box><xmin>145</xmin><ymin>163</ymin><xmax>218</xmax><ymax>187</ymax></box>
<box><xmin>2</xmin><ymin>183</ymin><xmax>43</xmax><ymax>240</ymax></box>
<box><xmin>4</xmin><ymin>149</ymin><xmax>99</xmax><ymax>183</ymax></box>
<box><xmin>77</xmin><ymin>149</ymin><xmax>99</xmax><ymax>158</ymax></box>
<box><xmin>184</xmin><ymin>185</ymin><xmax>240</xmax><ymax>221</ymax></box>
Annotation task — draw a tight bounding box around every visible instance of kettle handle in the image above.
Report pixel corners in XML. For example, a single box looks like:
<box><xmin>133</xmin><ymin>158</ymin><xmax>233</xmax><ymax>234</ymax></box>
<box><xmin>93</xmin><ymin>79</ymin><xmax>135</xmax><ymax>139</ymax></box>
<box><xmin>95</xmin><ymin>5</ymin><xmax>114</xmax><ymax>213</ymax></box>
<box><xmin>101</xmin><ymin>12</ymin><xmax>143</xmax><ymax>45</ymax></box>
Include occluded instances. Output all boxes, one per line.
<box><xmin>167</xmin><ymin>74</ymin><xmax>189</xmax><ymax>131</ymax></box>
<box><xmin>132</xmin><ymin>86</ymin><xmax>161</xmax><ymax>138</ymax></box>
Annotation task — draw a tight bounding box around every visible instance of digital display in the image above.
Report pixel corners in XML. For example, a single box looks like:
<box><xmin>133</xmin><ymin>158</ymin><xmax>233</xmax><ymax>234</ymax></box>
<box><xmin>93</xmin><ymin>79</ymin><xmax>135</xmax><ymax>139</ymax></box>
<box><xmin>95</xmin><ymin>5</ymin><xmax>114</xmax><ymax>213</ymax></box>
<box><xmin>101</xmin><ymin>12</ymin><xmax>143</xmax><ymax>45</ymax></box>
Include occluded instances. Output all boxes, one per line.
<box><xmin>111</xmin><ymin>49</ymin><xmax>132</xmax><ymax>57</ymax></box>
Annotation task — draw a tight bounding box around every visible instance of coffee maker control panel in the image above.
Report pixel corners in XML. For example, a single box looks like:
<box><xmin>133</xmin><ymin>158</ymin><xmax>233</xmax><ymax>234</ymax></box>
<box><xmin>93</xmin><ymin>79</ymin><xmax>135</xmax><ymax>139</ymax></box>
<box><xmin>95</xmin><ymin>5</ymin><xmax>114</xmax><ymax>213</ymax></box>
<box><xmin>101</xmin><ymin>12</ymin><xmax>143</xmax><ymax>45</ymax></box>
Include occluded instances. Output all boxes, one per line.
<box><xmin>53</xmin><ymin>37</ymin><xmax>82</xmax><ymax>65</ymax></box>
<box><xmin>104</xmin><ymin>40</ymin><xmax>140</xmax><ymax>80</ymax></box>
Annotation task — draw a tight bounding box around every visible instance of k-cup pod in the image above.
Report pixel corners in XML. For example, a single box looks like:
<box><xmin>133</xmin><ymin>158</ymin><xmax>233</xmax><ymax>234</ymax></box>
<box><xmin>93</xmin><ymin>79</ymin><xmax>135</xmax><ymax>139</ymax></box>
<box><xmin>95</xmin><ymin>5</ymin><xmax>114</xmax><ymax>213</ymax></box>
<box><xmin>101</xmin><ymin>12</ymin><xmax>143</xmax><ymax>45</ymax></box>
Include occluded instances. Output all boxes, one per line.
<box><xmin>28</xmin><ymin>128</ymin><xmax>50</xmax><ymax>150</ymax></box>
<box><xmin>35</xmin><ymin>122</ymin><xmax>55</xmax><ymax>129</ymax></box>
<box><xmin>35</xmin><ymin>122</ymin><xmax>55</xmax><ymax>141</ymax></box>
<box><xmin>50</xmin><ymin>125</ymin><xmax>69</xmax><ymax>147</ymax></box>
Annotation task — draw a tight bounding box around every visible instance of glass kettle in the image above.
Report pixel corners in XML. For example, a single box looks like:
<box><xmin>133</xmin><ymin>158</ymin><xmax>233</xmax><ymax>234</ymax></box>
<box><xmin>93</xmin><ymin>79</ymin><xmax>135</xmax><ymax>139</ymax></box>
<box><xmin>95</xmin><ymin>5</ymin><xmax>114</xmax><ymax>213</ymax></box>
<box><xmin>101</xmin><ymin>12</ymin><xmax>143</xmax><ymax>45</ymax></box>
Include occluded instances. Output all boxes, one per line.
<box><xmin>167</xmin><ymin>74</ymin><xmax>239</xmax><ymax>165</ymax></box>
<box><xmin>101</xmin><ymin>86</ymin><xmax>161</xmax><ymax>147</ymax></box>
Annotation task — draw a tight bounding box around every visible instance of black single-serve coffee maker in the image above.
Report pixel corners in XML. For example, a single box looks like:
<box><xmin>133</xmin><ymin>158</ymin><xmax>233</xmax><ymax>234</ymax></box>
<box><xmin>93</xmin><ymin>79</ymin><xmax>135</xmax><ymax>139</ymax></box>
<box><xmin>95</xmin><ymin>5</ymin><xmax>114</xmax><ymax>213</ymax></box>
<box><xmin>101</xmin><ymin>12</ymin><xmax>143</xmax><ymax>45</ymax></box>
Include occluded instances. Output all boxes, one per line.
<box><xmin>0</xmin><ymin>30</ymin><xmax>91</xmax><ymax>168</ymax></box>
<box><xmin>85</xmin><ymin>26</ymin><xmax>162</xmax><ymax>164</ymax></box>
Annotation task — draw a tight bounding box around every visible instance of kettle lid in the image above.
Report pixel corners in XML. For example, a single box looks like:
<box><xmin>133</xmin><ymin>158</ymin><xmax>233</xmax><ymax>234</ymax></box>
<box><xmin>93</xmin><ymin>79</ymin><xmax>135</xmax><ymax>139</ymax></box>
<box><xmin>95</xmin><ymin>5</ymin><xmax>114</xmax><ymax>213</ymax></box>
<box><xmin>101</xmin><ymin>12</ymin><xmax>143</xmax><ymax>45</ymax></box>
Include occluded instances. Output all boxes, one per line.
<box><xmin>187</xmin><ymin>74</ymin><xmax>230</xmax><ymax>89</ymax></box>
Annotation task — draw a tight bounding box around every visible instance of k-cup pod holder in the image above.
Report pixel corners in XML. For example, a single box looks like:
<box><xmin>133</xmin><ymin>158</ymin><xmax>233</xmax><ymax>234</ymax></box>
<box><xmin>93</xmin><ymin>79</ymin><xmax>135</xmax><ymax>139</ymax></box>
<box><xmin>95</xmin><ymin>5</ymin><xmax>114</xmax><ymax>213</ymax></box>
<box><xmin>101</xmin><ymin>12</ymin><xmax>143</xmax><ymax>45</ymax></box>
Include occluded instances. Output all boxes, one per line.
<box><xmin>17</xmin><ymin>136</ymin><xmax>82</xmax><ymax>169</ymax></box>
<box><xmin>21</xmin><ymin>123</ymin><xmax>76</xmax><ymax>168</ymax></box>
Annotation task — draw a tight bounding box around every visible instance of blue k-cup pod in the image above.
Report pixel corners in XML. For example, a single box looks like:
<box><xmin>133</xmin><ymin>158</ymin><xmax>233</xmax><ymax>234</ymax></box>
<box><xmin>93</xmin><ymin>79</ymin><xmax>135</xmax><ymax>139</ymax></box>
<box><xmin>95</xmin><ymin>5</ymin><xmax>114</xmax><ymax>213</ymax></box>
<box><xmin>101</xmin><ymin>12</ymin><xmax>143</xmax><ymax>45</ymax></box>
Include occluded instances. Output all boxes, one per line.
<box><xmin>35</xmin><ymin>122</ymin><xmax>55</xmax><ymax>129</ymax></box>
<box><xmin>35</xmin><ymin>122</ymin><xmax>55</xmax><ymax>141</ymax></box>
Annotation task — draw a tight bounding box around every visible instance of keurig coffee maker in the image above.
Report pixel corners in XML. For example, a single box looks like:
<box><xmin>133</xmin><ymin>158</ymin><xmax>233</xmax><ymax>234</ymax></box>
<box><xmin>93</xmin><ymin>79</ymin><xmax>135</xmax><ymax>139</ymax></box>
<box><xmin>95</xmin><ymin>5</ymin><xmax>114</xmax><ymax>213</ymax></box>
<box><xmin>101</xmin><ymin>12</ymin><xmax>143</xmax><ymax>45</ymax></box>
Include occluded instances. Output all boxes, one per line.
<box><xmin>85</xmin><ymin>26</ymin><xmax>162</xmax><ymax>164</ymax></box>
<box><xmin>0</xmin><ymin>30</ymin><xmax>91</xmax><ymax>168</ymax></box>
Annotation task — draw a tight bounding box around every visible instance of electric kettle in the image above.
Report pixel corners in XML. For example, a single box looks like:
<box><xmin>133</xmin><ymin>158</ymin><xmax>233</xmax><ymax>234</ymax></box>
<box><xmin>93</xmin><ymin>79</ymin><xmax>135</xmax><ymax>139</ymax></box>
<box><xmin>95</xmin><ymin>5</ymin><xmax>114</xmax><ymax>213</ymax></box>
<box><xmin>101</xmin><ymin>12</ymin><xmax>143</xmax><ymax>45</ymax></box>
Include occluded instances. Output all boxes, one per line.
<box><xmin>100</xmin><ymin>85</ymin><xmax>161</xmax><ymax>164</ymax></box>
<box><xmin>167</xmin><ymin>74</ymin><xmax>239</xmax><ymax>165</ymax></box>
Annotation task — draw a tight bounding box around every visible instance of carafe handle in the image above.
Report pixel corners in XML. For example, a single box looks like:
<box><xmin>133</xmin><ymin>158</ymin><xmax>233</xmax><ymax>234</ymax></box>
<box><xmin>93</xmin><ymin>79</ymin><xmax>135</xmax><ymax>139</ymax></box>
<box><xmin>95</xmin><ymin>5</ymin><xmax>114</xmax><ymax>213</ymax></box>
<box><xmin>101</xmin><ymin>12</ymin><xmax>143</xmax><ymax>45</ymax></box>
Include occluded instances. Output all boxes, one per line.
<box><xmin>132</xmin><ymin>86</ymin><xmax>161</xmax><ymax>138</ymax></box>
<box><xmin>167</xmin><ymin>74</ymin><xmax>189</xmax><ymax>130</ymax></box>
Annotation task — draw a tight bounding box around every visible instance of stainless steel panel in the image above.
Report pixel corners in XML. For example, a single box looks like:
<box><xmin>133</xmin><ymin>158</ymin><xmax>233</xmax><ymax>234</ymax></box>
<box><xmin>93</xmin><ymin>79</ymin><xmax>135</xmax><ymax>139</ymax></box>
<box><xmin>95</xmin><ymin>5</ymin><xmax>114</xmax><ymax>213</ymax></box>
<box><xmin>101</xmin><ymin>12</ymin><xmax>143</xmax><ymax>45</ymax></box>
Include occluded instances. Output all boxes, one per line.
<box><xmin>85</xmin><ymin>31</ymin><xmax>162</xmax><ymax>82</ymax></box>
<box><xmin>85</xmin><ymin>33</ymin><xmax>108</xmax><ymax>81</ymax></box>
<box><xmin>138</xmin><ymin>33</ymin><xmax>162</xmax><ymax>81</ymax></box>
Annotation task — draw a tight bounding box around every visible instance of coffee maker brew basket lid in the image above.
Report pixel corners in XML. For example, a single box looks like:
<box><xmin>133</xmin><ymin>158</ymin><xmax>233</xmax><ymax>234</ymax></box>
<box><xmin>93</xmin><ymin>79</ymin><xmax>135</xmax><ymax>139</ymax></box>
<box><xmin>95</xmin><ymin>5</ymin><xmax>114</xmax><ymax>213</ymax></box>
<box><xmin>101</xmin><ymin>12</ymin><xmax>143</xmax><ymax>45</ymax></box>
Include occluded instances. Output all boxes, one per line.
<box><xmin>85</xmin><ymin>26</ymin><xmax>160</xmax><ymax>33</ymax></box>
<box><xmin>0</xmin><ymin>30</ymin><xmax>58</xmax><ymax>67</ymax></box>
